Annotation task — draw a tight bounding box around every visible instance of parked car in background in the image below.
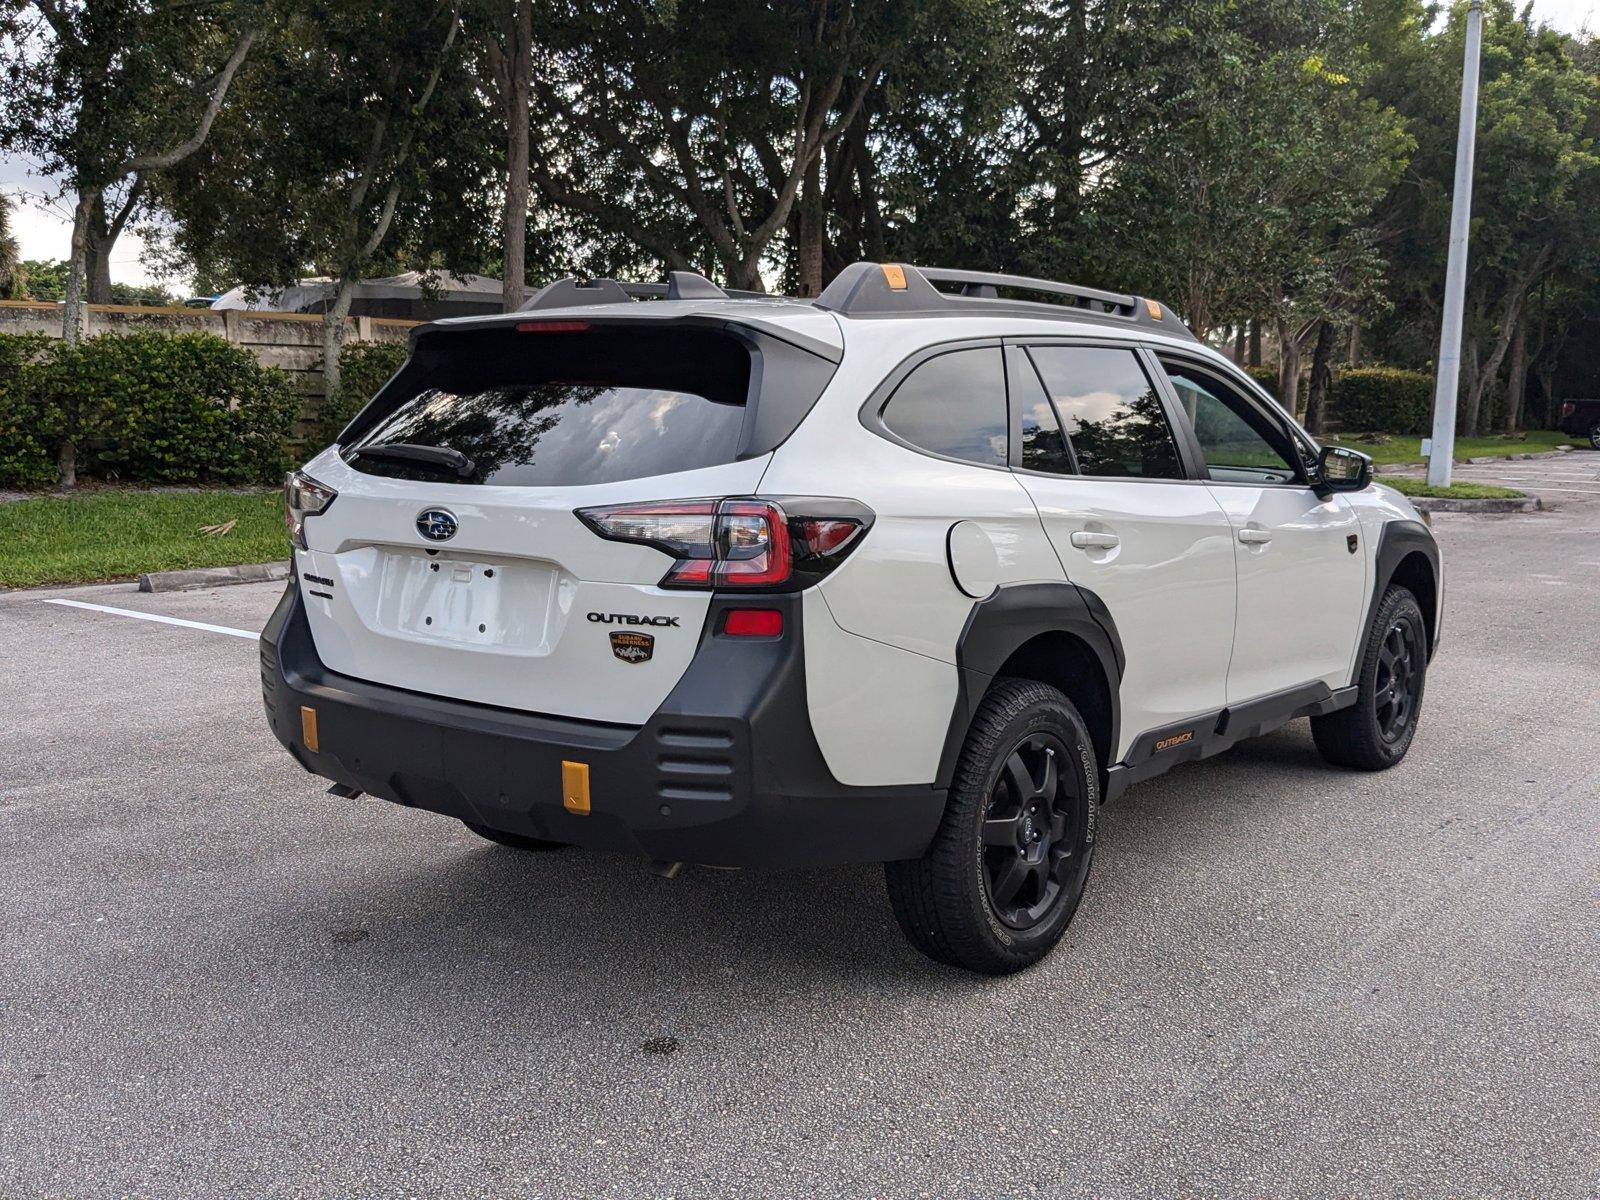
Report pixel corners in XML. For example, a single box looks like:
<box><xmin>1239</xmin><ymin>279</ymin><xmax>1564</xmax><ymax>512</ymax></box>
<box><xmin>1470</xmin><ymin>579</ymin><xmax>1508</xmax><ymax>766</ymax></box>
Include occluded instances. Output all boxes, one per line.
<box><xmin>1555</xmin><ymin>399</ymin><xmax>1600</xmax><ymax>449</ymax></box>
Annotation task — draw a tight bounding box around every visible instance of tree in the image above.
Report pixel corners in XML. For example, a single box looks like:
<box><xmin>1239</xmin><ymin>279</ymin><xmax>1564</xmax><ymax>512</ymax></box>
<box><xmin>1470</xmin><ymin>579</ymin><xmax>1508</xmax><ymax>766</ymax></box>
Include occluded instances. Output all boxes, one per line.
<box><xmin>159</xmin><ymin>0</ymin><xmax>495</xmax><ymax>399</ymax></box>
<box><xmin>0</xmin><ymin>0</ymin><xmax>256</xmax><ymax>358</ymax></box>
<box><xmin>1091</xmin><ymin>12</ymin><xmax>1409</xmax><ymax>424</ymax></box>
<box><xmin>534</xmin><ymin>0</ymin><xmax>910</xmax><ymax>293</ymax></box>
<box><xmin>1368</xmin><ymin>2</ymin><xmax>1598</xmax><ymax>433</ymax></box>
<box><xmin>0</xmin><ymin>192</ymin><xmax>20</xmax><ymax>297</ymax></box>
<box><xmin>472</xmin><ymin>0</ymin><xmax>537</xmax><ymax>311</ymax></box>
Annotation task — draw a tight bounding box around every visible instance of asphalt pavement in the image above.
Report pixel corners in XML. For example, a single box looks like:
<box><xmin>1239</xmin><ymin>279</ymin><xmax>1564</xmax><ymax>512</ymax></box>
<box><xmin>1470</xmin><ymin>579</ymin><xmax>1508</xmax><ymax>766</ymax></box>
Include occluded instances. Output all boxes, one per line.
<box><xmin>2</xmin><ymin>454</ymin><xmax>1596</xmax><ymax>1198</ymax></box>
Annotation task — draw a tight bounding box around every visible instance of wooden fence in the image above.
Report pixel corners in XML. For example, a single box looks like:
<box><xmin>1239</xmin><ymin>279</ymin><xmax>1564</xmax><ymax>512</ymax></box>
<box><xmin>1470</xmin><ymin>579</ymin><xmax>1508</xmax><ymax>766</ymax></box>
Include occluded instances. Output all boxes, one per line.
<box><xmin>0</xmin><ymin>301</ymin><xmax>417</xmax><ymax>444</ymax></box>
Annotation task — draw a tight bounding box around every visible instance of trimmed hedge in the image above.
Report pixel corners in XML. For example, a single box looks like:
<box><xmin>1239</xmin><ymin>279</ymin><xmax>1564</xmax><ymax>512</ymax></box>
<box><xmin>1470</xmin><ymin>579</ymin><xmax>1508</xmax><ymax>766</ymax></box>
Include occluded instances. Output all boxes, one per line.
<box><xmin>321</xmin><ymin>340</ymin><xmax>408</xmax><ymax>442</ymax></box>
<box><xmin>0</xmin><ymin>330</ymin><xmax>299</xmax><ymax>489</ymax></box>
<box><xmin>1330</xmin><ymin>366</ymin><xmax>1432</xmax><ymax>434</ymax></box>
<box><xmin>0</xmin><ymin>333</ymin><xmax>57</xmax><ymax>488</ymax></box>
<box><xmin>1244</xmin><ymin>364</ymin><xmax>1279</xmax><ymax>397</ymax></box>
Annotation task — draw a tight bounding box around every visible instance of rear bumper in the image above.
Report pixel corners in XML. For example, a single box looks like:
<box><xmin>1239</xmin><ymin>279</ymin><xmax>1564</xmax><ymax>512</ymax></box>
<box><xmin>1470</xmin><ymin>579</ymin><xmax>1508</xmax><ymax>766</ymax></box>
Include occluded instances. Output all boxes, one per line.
<box><xmin>260</xmin><ymin>585</ymin><xmax>944</xmax><ymax>867</ymax></box>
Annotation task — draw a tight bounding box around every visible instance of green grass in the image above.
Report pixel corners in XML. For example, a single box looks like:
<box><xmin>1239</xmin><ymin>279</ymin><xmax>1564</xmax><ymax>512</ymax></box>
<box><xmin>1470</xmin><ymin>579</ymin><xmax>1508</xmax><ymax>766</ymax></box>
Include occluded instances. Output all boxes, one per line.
<box><xmin>0</xmin><ymin>490</ymin><xmax>286</xmax><ymax>589</ymax></box>
<box><xmin>1333</xmin><ymin>430</ymin><xmax>1575</xmax><ymax>465</ymax></box>
<box><xmin>1381</xmin><ymin>477</ymin><xmax>1525</xmax><ymax>500</ymax></box>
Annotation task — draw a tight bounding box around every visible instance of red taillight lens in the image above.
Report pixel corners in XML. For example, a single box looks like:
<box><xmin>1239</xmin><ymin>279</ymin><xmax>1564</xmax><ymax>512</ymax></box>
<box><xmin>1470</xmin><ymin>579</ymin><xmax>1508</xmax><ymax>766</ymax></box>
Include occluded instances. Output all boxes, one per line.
<box><xmin>1560</xmin><ymin>402</ymin><xmax>1575</xmax><ymax>418</ymax></box>
<box><xmin>576</xmin><ymin>497</ymin><xmax>871</xmax><ymax>591</ymax></box>
<box><xmin>723</xmin><ymin>608</ymin><xmax>784</xmax><ymax>637</ymax></box>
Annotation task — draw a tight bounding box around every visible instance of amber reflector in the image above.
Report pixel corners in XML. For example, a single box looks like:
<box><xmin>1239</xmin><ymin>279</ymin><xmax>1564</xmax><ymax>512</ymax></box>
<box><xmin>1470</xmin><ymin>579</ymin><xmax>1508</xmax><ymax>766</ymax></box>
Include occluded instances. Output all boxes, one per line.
<box><xmin>562</xmin><ymin>761</ymin><xmax>591</xmax><ymax>815</ymax></box>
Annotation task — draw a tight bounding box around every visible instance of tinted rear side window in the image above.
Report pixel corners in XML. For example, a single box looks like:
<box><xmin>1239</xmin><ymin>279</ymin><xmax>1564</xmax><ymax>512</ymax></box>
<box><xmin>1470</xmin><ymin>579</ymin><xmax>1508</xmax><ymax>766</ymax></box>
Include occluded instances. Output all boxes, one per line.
<box><xmin>879</xmin><ymin>347</ymin><xmax>1007</xmax><ymax>466</ymax></box>
<box><xmin>1026</xmin><ymin>346</ymin><xmax>1183</xmax><ymax>479</ymax></box>
<box><xmin>344</xmin><ymin>327</ymin><xmax>750</xmax><ymax>487</ymax></box>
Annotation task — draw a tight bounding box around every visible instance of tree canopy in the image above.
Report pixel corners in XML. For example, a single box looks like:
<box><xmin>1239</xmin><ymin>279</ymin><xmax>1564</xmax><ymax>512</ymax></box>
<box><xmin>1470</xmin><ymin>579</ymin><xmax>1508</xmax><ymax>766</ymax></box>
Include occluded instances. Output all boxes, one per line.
<box><xmin>2</xmin><ymin>0</ymin><xmax>1595</xmax><ymax>436</ymax></box>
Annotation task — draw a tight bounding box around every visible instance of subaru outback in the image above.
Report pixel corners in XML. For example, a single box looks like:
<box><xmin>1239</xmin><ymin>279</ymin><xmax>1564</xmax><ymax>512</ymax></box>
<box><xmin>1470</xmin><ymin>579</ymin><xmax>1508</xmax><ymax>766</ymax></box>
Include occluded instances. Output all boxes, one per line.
<box><xmin>262</xmin><ymin>263</ymin><xmax>1442</xmax><ymax>974</ymax></box>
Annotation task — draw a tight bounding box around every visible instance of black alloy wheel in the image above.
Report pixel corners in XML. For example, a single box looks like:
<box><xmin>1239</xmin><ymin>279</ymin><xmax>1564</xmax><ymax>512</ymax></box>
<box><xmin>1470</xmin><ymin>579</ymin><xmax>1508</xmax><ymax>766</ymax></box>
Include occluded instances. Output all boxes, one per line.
<box><xmin>885</xmin><ymin>678</ymin><xmax>1098</xmax><ymax>974</ymax></box>
<box><xmin>981</xmin><ymin>733</ymin><xmax>1081</xmax><ymax>930</ymax></box>
<box><xmin>1374</xmin><ymin>618</ymin><xmax>1423</xmax><ymax>744</ymax></box>
<box><xmin>1312</xmin><ymin>584</ymin><xmax>1427</xmax><ymax>771</ymax></box>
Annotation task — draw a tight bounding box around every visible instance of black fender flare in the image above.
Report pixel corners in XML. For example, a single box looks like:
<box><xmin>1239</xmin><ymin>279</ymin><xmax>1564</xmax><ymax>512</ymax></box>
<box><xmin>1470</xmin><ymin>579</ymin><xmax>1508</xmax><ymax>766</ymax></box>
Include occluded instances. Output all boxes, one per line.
<box><xmin>1362</xmin><ymin>519</ymin><xmax>1442</xmax><ymax>669</ymax></box>
<box><xmin>935</xmin><ymin>582</ymin><xmax>1125</xmax><ymax>791</ymax></box>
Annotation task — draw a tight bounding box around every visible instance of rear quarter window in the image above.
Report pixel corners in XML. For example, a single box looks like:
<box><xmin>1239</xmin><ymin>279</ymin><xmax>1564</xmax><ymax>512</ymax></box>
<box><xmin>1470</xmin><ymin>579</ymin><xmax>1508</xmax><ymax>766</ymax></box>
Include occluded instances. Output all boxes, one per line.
<box><xmin>877</xmin><ymin>347</ymin><xmax>1008</xmax><ymax>466</ymax></box>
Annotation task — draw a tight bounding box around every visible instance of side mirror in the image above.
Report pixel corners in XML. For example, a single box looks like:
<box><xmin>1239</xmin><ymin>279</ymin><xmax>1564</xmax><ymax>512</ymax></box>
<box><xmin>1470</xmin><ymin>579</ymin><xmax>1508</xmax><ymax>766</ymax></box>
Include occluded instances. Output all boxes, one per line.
<box><xmin>1315</xmin><ymin>445</ymin><xmax>1372</xmax><ymax>497</ymax></box>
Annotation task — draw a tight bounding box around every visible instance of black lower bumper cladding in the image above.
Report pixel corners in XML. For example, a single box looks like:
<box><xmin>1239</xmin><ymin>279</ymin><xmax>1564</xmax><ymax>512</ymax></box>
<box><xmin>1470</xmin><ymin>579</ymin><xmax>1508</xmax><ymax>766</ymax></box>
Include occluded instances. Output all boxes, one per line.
<box><xmin>260</xmin><ymin>586</ymin><xmax>945</xmax><ymax>868</ymax></box>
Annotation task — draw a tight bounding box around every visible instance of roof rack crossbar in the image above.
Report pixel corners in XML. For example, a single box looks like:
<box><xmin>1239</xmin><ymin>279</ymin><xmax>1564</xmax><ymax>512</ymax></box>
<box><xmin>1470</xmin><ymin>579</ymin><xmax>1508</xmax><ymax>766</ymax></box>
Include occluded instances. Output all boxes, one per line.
<box><xmin>814</xmin><ymin>262</ymin><xmax>1196</xmax><ymax>341</ymax></box>
<box><xmin>519</xmin><ymin>271</ymin><xmax>774</xmax><ymax>312</ymax></box>
<box><xmin>917</xmin><ymin>267</ymin><xmax>1137</xmax><ymax>315</ymax></box>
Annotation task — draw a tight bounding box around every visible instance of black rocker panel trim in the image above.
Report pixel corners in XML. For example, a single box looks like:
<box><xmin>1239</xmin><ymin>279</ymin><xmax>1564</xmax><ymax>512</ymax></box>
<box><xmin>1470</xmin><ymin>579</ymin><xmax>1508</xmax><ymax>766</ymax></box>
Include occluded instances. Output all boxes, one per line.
<box><xmin>1362</xmin><ymin>519</ymin><xmax>1441</xmax><ymax>667</ymax></box>
<box><xmin>1104</xmin><ymin>681</ymin><xmax>1359</xmax><ymax>800</ymax></box>
<box><xmin>938</xmin><ymin>582</ymin><xmax>1126</xmax><ymax>793</ymax></box>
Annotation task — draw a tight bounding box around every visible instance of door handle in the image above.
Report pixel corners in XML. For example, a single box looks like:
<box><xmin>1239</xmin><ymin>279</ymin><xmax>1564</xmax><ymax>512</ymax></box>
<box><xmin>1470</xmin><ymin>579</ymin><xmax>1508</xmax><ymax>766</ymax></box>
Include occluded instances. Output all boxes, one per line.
<box><xmin>1238</xmin><ymin>528</ymin><xmax>1273</xmax><ymax>545</ymax></box>
<box><xmin>1070</xmin><ymin>531</ymin><xmax>1121</xmax><ymax>550</ymax></box>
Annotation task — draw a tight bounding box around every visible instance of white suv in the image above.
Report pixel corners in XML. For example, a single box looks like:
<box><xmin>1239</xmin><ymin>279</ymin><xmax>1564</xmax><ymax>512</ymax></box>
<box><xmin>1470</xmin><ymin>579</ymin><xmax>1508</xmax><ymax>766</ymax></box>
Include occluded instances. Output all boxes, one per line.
<box><xmin>263</xmin><ymin>263</ymin><xmax>1441</xmax><ymax>974</ymax></box>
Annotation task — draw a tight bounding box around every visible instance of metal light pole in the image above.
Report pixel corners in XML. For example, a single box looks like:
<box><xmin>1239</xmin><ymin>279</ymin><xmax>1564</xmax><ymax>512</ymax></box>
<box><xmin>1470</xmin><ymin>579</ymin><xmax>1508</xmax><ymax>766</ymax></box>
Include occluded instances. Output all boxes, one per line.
<box><xmin>1428</xmin><ymin>0</ymin><xmax>1485</xmax><ymax>488</ymax></box>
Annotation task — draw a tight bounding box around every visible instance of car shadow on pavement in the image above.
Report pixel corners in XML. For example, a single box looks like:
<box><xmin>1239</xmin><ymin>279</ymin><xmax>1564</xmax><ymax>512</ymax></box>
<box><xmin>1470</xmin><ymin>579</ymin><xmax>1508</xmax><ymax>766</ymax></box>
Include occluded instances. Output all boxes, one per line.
<box><xmin>229</xmin><ymin>725</ymin><xmax>1345</xmax><ymax>1014</ymax></box>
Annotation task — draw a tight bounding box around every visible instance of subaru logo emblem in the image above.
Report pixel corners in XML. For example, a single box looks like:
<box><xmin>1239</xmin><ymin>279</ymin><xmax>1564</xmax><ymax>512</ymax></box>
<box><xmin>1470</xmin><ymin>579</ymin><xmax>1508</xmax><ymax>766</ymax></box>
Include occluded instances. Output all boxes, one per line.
<box><xmin>416</xmin><ymin>508</ymin><xmax>458</xmax><ymax>542</ymax></box>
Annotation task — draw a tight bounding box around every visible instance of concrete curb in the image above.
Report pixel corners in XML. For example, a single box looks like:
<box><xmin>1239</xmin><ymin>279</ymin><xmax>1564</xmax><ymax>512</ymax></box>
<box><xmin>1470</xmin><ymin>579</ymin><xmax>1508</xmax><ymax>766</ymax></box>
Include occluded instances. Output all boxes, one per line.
<box><xmin>1408</xmin><ymin>496</ymin><xmax>1542</xmax><ymax>514</ymax></box>
<box><xmin>138</xmin><ymin>561</ymin><xmax>290</xmax><ymax>593</ymax></box>
<box><xmin>1373</xmin><ymin>448</ymin><xmax>1575</xmax><ymax>476</ymax></box>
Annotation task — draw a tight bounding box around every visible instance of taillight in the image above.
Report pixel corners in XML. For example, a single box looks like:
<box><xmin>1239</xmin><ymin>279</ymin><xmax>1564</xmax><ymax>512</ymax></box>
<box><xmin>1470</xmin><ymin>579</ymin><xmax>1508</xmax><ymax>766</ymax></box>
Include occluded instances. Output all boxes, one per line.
<box><xmin>284</xmin><ymin>470</ymin><xmax>336</xmax><ymax>550</ymax></box>
<box><xmin>576</xmin><ymin>497</ymin><xmax>872</xmax><ymax>591</ymax></box>
<box><xmin>1561</xmin><ymin>402</ymin><xmax>1575</xmax><ymax>418</ymax></box>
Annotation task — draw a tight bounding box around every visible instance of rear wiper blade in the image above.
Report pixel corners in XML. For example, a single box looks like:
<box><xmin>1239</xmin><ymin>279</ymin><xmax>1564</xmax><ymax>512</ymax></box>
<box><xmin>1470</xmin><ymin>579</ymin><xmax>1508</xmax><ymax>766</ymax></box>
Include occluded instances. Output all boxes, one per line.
<box><xmin>350</xmin><ymin>442</ymin><xmax>476</xmax><ymax>480</ymax></box>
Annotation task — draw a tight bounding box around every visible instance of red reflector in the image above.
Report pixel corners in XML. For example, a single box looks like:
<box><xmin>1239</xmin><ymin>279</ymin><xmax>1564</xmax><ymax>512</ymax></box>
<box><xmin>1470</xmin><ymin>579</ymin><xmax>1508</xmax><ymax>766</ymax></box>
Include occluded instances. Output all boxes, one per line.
<box><xmin>723</xmin><ymin>609</ymin><xmax>783</xmax><ymax>637</ymax></box>
<box><xmin>516</xmin><ymin>320</ymin><xmax>591</xmax><ymax>333</ymax></box>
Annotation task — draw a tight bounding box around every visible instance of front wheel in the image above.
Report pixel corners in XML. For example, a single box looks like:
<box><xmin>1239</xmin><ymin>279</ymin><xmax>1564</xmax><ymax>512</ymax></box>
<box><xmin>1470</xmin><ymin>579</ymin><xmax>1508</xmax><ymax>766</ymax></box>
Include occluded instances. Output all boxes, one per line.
<box><xmin>885</xmin><ymin>679</ymin><xmax>1098</xmax><ymax>975</ymax></box>
<box><xmin>1311</xmin><ymin>585</ymin><xmax>1428</xmax><ymax>770</ymax></box>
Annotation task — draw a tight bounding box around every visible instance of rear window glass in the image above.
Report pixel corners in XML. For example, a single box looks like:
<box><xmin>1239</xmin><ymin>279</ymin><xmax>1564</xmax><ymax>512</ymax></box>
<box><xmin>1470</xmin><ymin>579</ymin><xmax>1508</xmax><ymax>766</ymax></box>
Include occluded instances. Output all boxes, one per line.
<box><xmin>343</xmin><ymin>326</ymin><xmax>750</xmax><ymax>487</ymax></box>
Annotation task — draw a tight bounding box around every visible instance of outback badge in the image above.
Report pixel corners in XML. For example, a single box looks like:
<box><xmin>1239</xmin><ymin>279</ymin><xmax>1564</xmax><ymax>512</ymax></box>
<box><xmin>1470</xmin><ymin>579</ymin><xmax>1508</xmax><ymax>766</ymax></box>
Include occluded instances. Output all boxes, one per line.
<box><xmin>610</xmin><ymin>631</ymin><xmax>654</xmax><ymax>664</ymax></box>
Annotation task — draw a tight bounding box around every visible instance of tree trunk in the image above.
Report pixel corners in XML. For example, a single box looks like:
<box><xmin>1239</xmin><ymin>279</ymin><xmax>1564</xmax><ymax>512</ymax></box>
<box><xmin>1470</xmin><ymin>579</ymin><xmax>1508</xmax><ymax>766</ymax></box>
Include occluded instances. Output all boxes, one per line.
<box><xmin>63</xmin><ymin>188</ymin><xmax>98</xmax><ymax>346</ymax></box>
<box><xmin>1233</xmin><ymin>324</ymin><xmax>1246</xmax><ymax>364</ymax></box>
<box><xmin>1276</xmin><ymin>319</ymin><xmax>1301</xmax><ymax>418</ymax></box>
<box><xmin>321</xmin><ymin>279</ymin><xmax>358</xmax><ymax>409</ymax></box>
<box><xmin>1304</xmin><ymin>320</ymin><xmax>1336</xmax><ymax>436</ymax></box>
<box><xmin>1464</xmin><ymin>249</ymin><xmax>1549</xmax><ymax>436</ymax></box>
<box><xmin>1347</xmin><ymin>321</ymin><xmax>1361</xmax><ymax>367</ymax></box>
<box><xmin>1248</xmin><ymin>318</ymin><xmax>1261</xmax><ymax>366</ymax></box>
<box><xmin>84</xmin><ymin>194</ymin><xmax>113</xmax><ymax>304</ymax></box>
<box><xmin>794</xmin><ymin>151</ymin><xmax>825</xmax><ymax>297</ymax></box>
<box><xmin>853</xmin><ymin>125</ymin><xmax>885</xmax><ymax>265</ymax></box>
<box><xmin>500</xmin><ymin>0</ymin><xmax>532</xmax><ymax>312</ymax></box>
<box><xmin>1503</xmin><ymin>320</ymin><xmax>1527</xmax><ymax>434</ymax></box>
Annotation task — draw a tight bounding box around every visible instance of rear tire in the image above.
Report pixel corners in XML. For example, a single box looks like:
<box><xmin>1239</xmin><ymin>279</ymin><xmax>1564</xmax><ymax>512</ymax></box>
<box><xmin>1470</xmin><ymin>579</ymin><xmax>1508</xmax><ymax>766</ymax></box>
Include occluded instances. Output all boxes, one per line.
<box><xmin>462</xmin><ymin>821</ymin><xmax>568</xmax><ymax>852</ymax></box>
<box><xmin>1312</xmin><ymin>585</ymin><xmax>1428</xmax><ymax>771</ymax></box>
<box><xmin>885</xmin><ymin>678</ymin><xmax>1097</xmax><ymax>975</ymax></box>
<box><xmin>1588</xmin><ymin>421</ymin><xmax>1600</xmax><ymax>451</ymax></box>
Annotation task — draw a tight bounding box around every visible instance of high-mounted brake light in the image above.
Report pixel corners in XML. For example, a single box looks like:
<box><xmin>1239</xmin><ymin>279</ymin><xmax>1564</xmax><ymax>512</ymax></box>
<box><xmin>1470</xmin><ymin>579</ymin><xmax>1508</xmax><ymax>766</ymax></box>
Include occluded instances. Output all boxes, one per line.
<box><xmin>575</xmin><ymin>497</ymin><xmax>872</xmax><ymax>592</ymax></box>
<box><xmin>515</xmin><ymin>320</ymin><xmax>591</xmax><ymax>333</ymax></box>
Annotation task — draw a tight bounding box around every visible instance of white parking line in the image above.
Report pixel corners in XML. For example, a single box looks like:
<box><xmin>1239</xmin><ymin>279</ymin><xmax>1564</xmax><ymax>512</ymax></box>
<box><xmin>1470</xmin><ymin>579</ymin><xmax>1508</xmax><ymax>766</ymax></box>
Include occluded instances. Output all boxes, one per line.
<box><xmin>42</xmin><ymin>598</ymin><xmax>259</xmax><ymax>640</ymax></box>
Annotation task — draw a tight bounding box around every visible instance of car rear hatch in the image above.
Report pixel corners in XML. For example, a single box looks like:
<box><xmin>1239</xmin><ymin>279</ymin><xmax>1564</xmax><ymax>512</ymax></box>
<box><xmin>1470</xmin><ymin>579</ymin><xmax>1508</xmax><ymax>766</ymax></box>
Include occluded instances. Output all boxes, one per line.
<box><xmin>291</xmin><ymin>314</ymin><xmax>838</xmax><ymax>725</ymax></box>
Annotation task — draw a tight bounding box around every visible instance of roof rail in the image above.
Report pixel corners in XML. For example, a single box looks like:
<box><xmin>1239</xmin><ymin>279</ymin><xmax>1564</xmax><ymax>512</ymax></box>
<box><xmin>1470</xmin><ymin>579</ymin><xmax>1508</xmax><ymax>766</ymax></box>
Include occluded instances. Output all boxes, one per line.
<box><xmin>519</xmin><ymin>270</ymin><xmax>771</xmax><ymax>311</ymax></box>
<box><xmin>814</xmin><ymin>262</ymin><xmax>1196</xmax><ymax>341</ymax></box>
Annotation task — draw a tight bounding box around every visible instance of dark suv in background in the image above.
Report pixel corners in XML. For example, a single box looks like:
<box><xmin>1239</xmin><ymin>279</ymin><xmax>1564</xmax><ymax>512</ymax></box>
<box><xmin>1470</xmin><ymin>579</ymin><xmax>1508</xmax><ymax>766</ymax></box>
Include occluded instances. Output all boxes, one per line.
<box><xmin>1556</xmin><ymin>399</ymin><xmax>1600</xmax><ymax>449</ymax></box>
